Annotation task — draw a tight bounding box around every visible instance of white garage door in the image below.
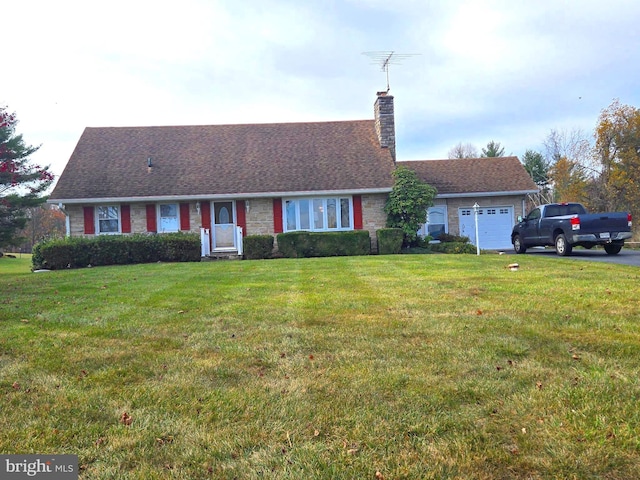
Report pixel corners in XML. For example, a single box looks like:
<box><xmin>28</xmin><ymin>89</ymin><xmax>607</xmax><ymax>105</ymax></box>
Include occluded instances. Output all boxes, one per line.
<box><xmin>459</xmin><ymin>206</ymin><xmax>514</xmax><ymax>250</ymax></box>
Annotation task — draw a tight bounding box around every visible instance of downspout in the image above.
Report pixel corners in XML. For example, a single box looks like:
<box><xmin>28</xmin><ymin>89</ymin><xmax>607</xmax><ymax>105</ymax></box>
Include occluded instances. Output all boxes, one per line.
<box><xmin>58</xmin><ymin>203</ymin><xmax>70</xmax><ymax>237</ymax></box>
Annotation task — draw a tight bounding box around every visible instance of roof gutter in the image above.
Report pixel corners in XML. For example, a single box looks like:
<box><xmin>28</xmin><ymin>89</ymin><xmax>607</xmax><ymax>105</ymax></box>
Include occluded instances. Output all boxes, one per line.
<box><xmin>435</xmin><ymin>189</ymin><xmax>538</xmax><ymax>199</ymax></box>
<box><xmin>47</xmin><ymin>187</ymin><xmax>394</xmax><ymax>205</ymax></box>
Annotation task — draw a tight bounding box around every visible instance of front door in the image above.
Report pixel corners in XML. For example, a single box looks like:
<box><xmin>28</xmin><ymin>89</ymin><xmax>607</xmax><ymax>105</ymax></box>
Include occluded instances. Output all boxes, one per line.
<box><xmin>213</xmin><ymin>201</ymin><xmax>236</xmax><ymax>250</ymax></box>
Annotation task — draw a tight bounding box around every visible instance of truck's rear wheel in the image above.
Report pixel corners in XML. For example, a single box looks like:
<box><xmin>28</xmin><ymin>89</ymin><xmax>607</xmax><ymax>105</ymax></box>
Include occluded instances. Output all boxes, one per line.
<box><xmin>604</xmin><ymin>243</ymin><xmax>622</xmax><ymax>255</ymax></box>
<box><xmin>555</xmin><ymin>234</ymin><xmax>572</xmax><ymax>256</ymax></box>
<box><xmin>513</xmin><ymin>234</ymin><xmax>527</xmax><ymax>254</ymax></box>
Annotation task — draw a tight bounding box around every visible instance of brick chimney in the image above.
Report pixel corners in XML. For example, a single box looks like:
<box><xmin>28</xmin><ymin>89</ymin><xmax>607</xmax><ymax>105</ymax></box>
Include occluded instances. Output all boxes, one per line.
<box><xmin>374</xmin><ymin>91</ymin><xmax>396</xmax><ymax>161</ymax></box>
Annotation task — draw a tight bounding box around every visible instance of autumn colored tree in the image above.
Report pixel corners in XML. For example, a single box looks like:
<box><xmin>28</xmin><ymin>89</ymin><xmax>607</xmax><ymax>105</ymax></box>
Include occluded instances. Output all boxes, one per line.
<box><xmin>0</xmin><ymin>106</ymin><xmax>54</xmax><ymax>250</ymax></box>
<box><xmin>481</xmin><ymin>140</ymin><xmax>505</xmax><ymax>157</ymax></box>
<box><xmin>384</xmin><ymin>166</ymin><xmax>437</xmax><ymax>246</ymax></box>
<box><xmin>594</xmin><ymin>99</ymin><xmax>640</xmax><ymax>215</ymax></box>
<box><xmin>17</xmin><ymin>204</ymin><xmax>66</xmax><ymax>252</ymax></box>
<box><xmin>549</xmin><ymin>156</ymin><xmax>589</xmax><ymax>204</ymax></box>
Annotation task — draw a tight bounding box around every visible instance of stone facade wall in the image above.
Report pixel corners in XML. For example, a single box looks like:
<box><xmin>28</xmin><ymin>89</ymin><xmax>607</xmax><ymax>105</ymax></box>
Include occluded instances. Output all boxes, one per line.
<box><xmin>66</xmin><ymin>204</ymin><xmax>85</xmax><ymax>237</ymax></box>
<box><xmin>245</xmin><ymin>198</ymin><xmax>274</xmax><ymax>236</ymax></box>
<box><xmin>361</xmin><ymin>193</ymin><xmax>389</xmax><ymax>252</ymax></box>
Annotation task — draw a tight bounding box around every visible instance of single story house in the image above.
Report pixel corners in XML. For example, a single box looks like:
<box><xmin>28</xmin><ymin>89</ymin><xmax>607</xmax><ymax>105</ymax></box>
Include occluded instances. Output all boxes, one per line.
<box><xmin>49</xmin><ymin>92</ymin><xmax>537</xmax><ymax>253</ymax></box>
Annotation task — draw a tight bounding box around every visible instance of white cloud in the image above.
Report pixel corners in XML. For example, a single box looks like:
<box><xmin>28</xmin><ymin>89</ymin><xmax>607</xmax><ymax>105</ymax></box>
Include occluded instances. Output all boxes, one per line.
<box><xmin>2</xmin><ymin>0</ymin><xmax>640</xmax><ymax>177</ymax></box>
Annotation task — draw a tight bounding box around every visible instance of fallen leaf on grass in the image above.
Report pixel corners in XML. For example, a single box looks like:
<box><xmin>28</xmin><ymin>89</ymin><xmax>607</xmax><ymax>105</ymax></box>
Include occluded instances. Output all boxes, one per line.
<box><xmin>156</xmin><ymin>435</ymin><xmax>174</xmax><ymax>445</ymax></box>
<box><xmin>120</xmin><ymin>412</ymin><xmax>133</xmax><ymax>426</ymax></box>
<box><xmin>375</xmin><ymin>471</ymin><xmax>385</xmax><ymax>479</ymax></box>
<box><xmin>572</xmin><ymin>354</ymin><xmax>581</xmax><ymax>361</ymax></box>
<box><xmin>12</xmin><ymin>382</ymin><xmax>20</xmax><ymax>390</ymax></box>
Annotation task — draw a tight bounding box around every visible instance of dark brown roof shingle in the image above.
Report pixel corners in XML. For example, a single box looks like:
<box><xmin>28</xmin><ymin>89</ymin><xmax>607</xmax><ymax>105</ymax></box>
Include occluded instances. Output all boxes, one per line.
<box><xmin>50</xmin><ymin>120</ymin><xmax>396</xmax><ymax>200</ymax></box>
<box><xmin>397</xmin><ymin>157</ymin><xmax>538</xmax><ymax>195</ymax></box>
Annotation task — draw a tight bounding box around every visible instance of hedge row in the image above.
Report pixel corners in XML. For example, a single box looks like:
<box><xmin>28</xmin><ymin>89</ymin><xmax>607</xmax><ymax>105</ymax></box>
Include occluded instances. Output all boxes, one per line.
<box><xmin>377</xmin><ymin>228</ymin><xmax>404</xmax><ymax>254</ymax></box>
<box><xmin>243</xmin><ymin>235</ymin><xmax>275</xmax><ymax>260</ymax></box>
<box><xmin>276</xmin><ymin>231</ymin><xmax>370</xmax><ymax>258</ymax></box>
<box><xmin>32</xmin><ymin>233</ymin><xmax>201</xmax><ymax>270</ymax></box>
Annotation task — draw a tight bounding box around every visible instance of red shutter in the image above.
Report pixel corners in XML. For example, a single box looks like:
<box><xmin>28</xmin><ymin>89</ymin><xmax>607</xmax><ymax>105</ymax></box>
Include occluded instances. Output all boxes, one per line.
<box><xmin>200</xmin><ymin>201</ymin><xmax>211</xmax><ymax>229</ymax></box>
<box><xmin>146</xmin><ymin>204</ymin><xmax>157</xmax><ymax>232</ymax></box>
<box><xmin>180</xmin><ymin>203</ymin><xmax>190</xmax><ymax>231</ymax></box>
<box><xmin>83</xmin><ymin>207</ymin><xmax>95</xmax><ymax>234</ymax></box>
<box><xmin>273</xmin><ymin>198</ymin><xmax>283</xmax><ymax>233</ymax></box>
<box><xmin>353</xmin><ymin>195</ymin><xmax>363</xmax><ymax>230</ymax></box>
<box><xmin>121</xmin><ymin>204</ymin><xmax>131</xmax><ymax>233</ymax></box>
<box><xmin>236</xmin><ymin>200</ymin><xmax>247</xmax><ymax>237</ymax></box>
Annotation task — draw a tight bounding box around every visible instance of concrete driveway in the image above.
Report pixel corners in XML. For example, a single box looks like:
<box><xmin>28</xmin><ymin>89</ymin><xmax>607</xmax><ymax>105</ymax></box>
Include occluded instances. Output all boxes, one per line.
<box><xmin>502</xmin><ymin>247</ymin><xmax>640</xmax><ymax>266</ymax></box>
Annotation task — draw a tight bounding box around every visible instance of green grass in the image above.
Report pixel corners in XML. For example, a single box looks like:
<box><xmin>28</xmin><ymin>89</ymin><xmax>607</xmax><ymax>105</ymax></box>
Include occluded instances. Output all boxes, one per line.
<box><xmin>1</xmin><ymin>255</ymin><xmax>639</xmax><ymax>479</ymax></box>
<box><xmin>0</xmin><ymin>253</ymin><xmax>32</xmax><ymax>274</ymax></box>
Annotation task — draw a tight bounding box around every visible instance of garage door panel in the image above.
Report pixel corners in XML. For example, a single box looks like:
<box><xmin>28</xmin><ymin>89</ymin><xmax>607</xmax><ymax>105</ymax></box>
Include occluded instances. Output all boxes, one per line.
<box><xmin>459</xmin><ymin>206</ymin><xmax>513</xmax><ymax>250</ymax></box>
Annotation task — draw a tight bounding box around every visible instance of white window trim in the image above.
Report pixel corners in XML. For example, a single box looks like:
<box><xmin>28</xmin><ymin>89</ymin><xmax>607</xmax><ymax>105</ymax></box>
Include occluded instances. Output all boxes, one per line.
<box><xmin>157</xmin><ymin>203</ymin><xmax>180</xmax><ymax>233</ymax></box>
<box><xmin>419</xmin><ymin>205</ymin><xmax>448</xmax><ymax>239</ymax></box>
<box><xmin>283</xmin><ymin>196</ymin><xmax>354</xmax><ymax>233</ymax></box>
<box><xmin>95</xmin><ymin>205</ymin><xmax>121</xmax><ymax>235</ymax></box>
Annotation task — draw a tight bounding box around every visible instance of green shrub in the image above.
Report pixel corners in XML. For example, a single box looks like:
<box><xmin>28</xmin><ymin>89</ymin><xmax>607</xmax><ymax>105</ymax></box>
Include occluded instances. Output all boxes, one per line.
<box><xmin>377</xmin><ymin>228</ymin><xmax>404</xmax><ymax>254</ymax></box>
<box><xmin>243</xmin><ymin>235</ymin><xmax>274</xmax><ymax>260</ymax></box>
<box><xmin>32</xmin><ymin>233</ymin><xmax>201</xmax><ymax>270</ymax></box>
<box><xmin>438</xmin><ymin>233</ymin><xmax>471</xmax><ymax>243</ymax></box>
<box><xmin>276</xmin><ymin>231</ymin><xmax>370</xmax><ymax>258</ymax></box>
<box><xmin>428</xmin><ymin>241</ymin><xmax>477</xmax><ymax>254</ymax></box>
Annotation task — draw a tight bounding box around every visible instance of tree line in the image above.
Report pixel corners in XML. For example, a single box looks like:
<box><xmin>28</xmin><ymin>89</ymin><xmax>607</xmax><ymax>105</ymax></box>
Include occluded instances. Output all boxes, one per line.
<box><xmin>447</xmin><ymin>99</ymin><xmax>640</xmax><ymax>219</ymax></box>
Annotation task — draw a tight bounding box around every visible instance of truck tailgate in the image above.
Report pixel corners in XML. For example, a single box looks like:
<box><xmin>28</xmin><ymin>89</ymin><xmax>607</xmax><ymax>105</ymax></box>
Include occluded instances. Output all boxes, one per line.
<box><xmin>577</xmin><ymin>212</ymin><xmax>630</xmax><ymax>234</ymax></box>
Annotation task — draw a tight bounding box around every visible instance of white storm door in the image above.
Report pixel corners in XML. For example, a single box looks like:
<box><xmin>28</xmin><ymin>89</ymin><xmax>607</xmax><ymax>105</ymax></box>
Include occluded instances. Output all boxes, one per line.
<box><xmin>213</xmin><ymin>201</ymin><xmax>236</xmax><ymax>250</ymax></box>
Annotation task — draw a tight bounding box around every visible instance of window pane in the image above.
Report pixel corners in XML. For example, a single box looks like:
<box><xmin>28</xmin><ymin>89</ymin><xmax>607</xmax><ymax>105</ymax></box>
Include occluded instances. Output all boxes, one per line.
<box><xmin>340</xmin><ymin>198</ymin><xmax>350</xmax><ymax>228</ymax></box>
<box><xmin>98</xmin><ymin>206</ymin><xmax>118</xmax><ymax>220</ymax></box>
<box><xmin>313</xmin><ymin>199</ymin><xmax>323</xmax><ymax>229</ymax></box>
<box><xmin>97</xmin><ymin>206</ymin><xmax>119</xmax><ymax>233</ymax></box>
<box><xmin>299</xmin><ymin>199</ymin><xmax>310</xmax><ymax>230</ymax></box>
<box><xmin>159</xmin><ymin>203</ymin><xmax>179</xmax><ymax>232</ymax></box>
<box><xmin>160</xmin><ymin>204</ymin><xmax>177</xmax><ymax>218</ymax></box>
<box><xmin>286</xmin><ymin>200</ymin><xmax>297</xmax><ymax>231</ymax></box>
<box><xmin>327</xmin><ymin>199</ymin><xmax>337</xmax><ymax>229</ymax></box>
<box><xmin>214</xmin><ymin>202</ymin><xmax>233</xmax><ymax>224</ymax></box>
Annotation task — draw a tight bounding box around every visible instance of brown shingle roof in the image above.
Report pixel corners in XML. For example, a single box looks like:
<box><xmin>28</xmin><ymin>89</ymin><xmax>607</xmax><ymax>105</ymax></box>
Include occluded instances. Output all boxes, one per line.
<box><xmin>397</xmin><ymin>157</ymin><xmax>538</xmax><ymax>195</ymax></box>
<box><xmin>50</xmin><ymin>120</ymin><xmax>396</xmax><ymax>201</ymax></box>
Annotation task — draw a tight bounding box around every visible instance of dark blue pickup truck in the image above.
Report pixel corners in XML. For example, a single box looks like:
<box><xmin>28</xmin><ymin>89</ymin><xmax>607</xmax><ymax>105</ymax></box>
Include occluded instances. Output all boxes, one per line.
<box><xmin>511</xmin><ymin>203</ymin><xmax>633</xmax><ymax>256</ymax></box>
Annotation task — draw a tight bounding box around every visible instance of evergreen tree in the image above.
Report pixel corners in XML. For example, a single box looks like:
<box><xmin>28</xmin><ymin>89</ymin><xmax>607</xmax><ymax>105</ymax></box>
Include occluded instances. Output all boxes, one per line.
<box><xmin>384</xmin><ymin>166</ymin><xmax>437</xmax><ymax>247</ymax></box>
<box><xmin>481</xmin><ymin>140</ymin><xmax>505</xmax><ymax>157</ymax></box>
<box><xmin>0</xmin><ymin>107</ymin><xmax>54</xmax><ymax>250</ymax></box>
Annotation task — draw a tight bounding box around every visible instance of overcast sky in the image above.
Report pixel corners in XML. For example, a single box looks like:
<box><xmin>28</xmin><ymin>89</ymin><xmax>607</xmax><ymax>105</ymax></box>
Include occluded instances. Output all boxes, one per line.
<box><xmin>3</xmin><ymin>0</ymin><xmax>640</xmax><ymax>183</ymax></box>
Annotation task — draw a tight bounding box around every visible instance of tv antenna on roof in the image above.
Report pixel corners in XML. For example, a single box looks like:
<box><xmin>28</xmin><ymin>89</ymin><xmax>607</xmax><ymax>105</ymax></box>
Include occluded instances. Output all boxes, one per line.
<box><xmin>362</xmin><ymin>51</ymin><xmax>419</xmax><ymax>92</ymax></box>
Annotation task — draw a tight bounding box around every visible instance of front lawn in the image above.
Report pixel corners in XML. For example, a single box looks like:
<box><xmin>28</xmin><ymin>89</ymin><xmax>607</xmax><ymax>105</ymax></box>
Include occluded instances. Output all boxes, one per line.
<box><xmin>1</xmin><ymin>255</ymin><xmax>639</xmax><ymax>479</ymax></box>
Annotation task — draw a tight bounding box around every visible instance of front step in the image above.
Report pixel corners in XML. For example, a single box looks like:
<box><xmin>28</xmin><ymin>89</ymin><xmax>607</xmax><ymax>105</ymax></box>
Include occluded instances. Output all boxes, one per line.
<box><xmin>203</xmin><ymin>252</ymin><xmax>242</xmax><ymax>261</ymax></box>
